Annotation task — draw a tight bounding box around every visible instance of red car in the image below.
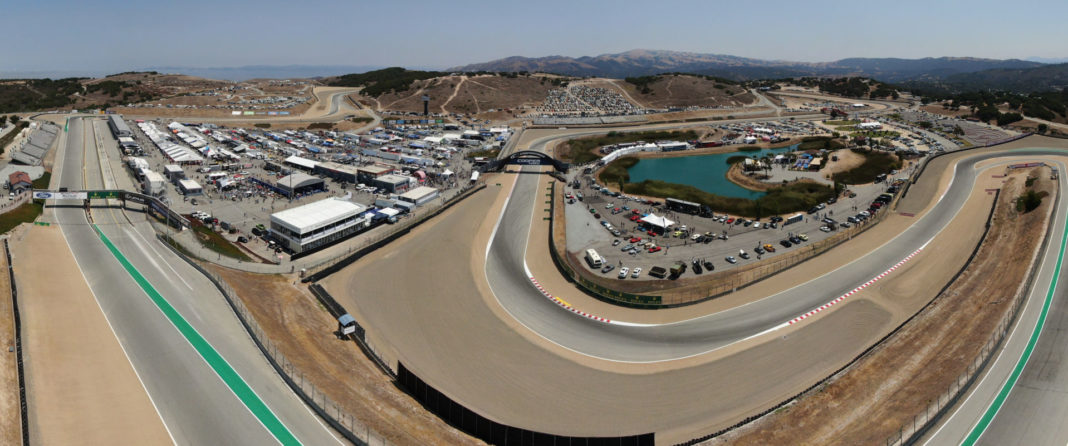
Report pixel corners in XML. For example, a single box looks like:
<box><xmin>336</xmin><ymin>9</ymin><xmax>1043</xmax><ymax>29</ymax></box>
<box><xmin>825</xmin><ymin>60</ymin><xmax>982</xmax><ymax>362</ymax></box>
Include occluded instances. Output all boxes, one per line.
<box><xmin>631</xmin><ymin>209</ymin><xmax>641</xmax><ymax>214</ymax></box>
<box><xmin>629</xmin><ymin>237</ymin><xmax>642</xmax><ymax>243</ymax></box>
<box><xmin>647</xmin><ymin>230</ymin><xmax>657</xmax><ymax>237</ymax></box>
<box><xmin>629</xmin><ymin>215</ymin><xmax>640</xmax><ymax>221</ymax></box>
<box><xmin>648</xmin><ymin>246</ymin><xmax>662</xmax><ymax>253</ymax></box>
<box><xmin>726</xmin><ymin>218</ymin><xmax>735</xmax><ymax>224</ymax></box>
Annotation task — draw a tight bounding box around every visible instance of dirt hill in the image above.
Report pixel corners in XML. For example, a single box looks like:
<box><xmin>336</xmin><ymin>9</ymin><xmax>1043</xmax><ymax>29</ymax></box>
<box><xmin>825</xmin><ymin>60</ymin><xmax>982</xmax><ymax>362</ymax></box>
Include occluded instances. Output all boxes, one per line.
<box><xmin>615</xmin><ymin>74</ymin><xmax>756</xmax><ymax>109</ymax></box>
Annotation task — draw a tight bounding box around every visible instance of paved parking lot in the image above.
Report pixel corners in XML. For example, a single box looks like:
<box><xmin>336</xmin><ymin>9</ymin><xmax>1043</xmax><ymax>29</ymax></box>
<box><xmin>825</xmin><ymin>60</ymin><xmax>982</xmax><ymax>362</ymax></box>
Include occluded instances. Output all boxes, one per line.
<box><xmin>563</xmin><ymin>171</ymin><xmax>904</xmax><ymax>280</ymax></box>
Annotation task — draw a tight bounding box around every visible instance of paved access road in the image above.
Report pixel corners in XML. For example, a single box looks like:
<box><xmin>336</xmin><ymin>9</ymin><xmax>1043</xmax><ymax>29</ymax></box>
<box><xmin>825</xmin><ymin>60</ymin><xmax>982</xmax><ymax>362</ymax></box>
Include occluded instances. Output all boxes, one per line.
<box><xmin>50</xmin><ymin>117</ymin><xmax>341</xmax><ymax>445</ymax></box>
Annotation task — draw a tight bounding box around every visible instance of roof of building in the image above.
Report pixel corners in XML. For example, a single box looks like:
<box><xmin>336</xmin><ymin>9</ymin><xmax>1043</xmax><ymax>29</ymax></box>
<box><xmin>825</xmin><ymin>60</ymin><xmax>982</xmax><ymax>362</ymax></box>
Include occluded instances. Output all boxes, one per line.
<box><xmin>399</xmin><ymin>186</ymin><xmax>438</xmax><ymax>201</ymax></box>
<box><xmin>358</xmin><ymin>165</ymin><xmax>392</xmax><ymax>175</ymax></box>
<box><xmin>376</xmin><ymin>174</ymin><xmax>409</xmax><ymax>185</ymax></box>
<box><xmin>284</xmin><ymin>155</ymin><xmax>319</xmax><ymax>170</ymax></box>
<box><xmin>271</xmin><ymin>198</ymin><xmax>366</xmax><ymax>233</ymax></box>
<box><xmin>276</xmin><ymin>173</ymin><xmax>324</xmax><ymax>190</ymax></box>
<box><xmin>178</xmin><ymin>179</ymin><xmax>202</xmax><ymax>189</ymax></box>
<box><xmin>8</xmin><ymin>171</ymin><xmax>31</xmax><ymax>185</ymax></box>
<box><xmin>164</xmin><ymin>164</ymin><xmax>184</xmax><ymax>173</ymax></box>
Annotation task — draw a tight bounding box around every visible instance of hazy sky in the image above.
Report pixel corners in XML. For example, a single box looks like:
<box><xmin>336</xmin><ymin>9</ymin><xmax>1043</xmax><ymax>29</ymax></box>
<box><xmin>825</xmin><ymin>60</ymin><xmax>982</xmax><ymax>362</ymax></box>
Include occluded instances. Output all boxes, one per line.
<box><xmin>4</xmin><ymin>0</ymin><xmax>1066</xmax><ymax>73</ymax></box>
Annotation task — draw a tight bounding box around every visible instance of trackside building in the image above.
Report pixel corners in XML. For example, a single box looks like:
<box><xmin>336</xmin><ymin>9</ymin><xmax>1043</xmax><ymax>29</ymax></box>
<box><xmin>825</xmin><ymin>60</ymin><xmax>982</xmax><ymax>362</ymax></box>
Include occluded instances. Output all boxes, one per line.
<box><xmin>269</xmin><ymin>198</ymin><xmax>369</xmax><ymax>253</ymax></box>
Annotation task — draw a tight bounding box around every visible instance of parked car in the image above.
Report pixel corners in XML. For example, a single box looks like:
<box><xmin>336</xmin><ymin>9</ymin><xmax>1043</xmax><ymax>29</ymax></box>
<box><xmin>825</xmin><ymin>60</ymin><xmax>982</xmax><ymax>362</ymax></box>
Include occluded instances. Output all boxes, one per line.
<box><xmin>618</xmin><ymin>267</ymin><xmax>629</xmax><ymax>279</ymax></box>
<box><xmin>820</xmin><ymin>226</ymin><xmax>832</xmax><ymax>232</ymax></box>
<box><xmin>789</xmin><ymin>236</ymin><xmax>801</xmax><ymax>244</ymax></box>
<box><xmin>631</xmin><ymin>267</ymin><xmax>642</xmax><ymax>278</ymax></box>
<box><xmin>648</xmin><ymin>246</ymin><xmax>662</xmax><ymax>253</ymax></box>
<box><xmin>612</xmin><ymin>239</ymin><xmax>621</xmax><ymax>246</ymax></box>
<box><xmin>798</xmin><ymin>233</ymin><xmax>809</xmax><ymax>241</ymax></box>
<box><xmin>764</xmin><ymin>244</ymin><xmax>776</xmax><ymax>252</ymax></box>
<box><xmin>780</xmin><ymin>240</ymin><xmax>792</xmax><ymax>248</ymax></box>
<box><xmin>725</xmin><ymin>256</ymin><xmax>737</xmax><ymax>264</ymax></box>
<box><xmin>702</xmin><ymin>260</ymin><xmax>715</xmax><ymax>271</ymax></box>
<box><xmin>621</xmin><ymin>244</ymin><xmax>634</xmax><ymax>252</ymax></box>
<box><xmin>601</xmin><ymin>264</ymin><xmax>615</xmax><ymax>274</ymax></box>
<box><xmin>739</xmin><ymin>250</ymin><xmax>750</xmax><ymax>260</ymax></box>
<box><xmin>754</xmin><ymin>246</ymin><xmax>766</xmax><ymax>255</ymax></box>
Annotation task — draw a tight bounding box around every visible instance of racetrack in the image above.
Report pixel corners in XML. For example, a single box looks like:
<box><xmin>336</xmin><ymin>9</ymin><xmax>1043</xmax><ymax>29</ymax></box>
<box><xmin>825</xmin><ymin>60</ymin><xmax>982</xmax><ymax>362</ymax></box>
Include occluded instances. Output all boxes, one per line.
<box><xmin>323</xmin><ymin>133</ymin><xmax>1068</xmax><ymax>443</ymax></box>
<box><xmin>43</xmin><ymin>117</ymin><xmax>343</xmax><ymax>445</ymax></box>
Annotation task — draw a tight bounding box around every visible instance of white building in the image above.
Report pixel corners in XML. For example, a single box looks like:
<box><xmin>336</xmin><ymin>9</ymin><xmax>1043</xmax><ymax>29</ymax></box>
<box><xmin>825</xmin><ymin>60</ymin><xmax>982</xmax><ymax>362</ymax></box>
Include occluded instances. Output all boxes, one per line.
<box><xmin>856</xmin><ymin>122</ymin><xmax>882</xmax><ymax>130</ymax></box>
<box><xmin>178</xmin><ymin>179</ymin><xmax>203</xmax><ymax>196</ymax></box>
<box><xmin>269</xmin><ymin>198</ymin><xmax>370</xmax><ymax>254</ymax></box>
<box><xmin>397</xmin><ymin>186</ymin><xmax>440</xmax><ymax>207</ymax></box>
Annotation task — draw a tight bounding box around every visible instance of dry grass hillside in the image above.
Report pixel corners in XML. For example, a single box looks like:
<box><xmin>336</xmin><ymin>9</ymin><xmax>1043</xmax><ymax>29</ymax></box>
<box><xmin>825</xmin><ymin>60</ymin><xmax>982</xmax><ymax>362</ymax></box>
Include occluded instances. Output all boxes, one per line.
<box><xmin>616</xmin><ymin>74</ymin><xmax>756</xmax><ymax>109</ymax></box>
<box><xmin>358</xmin><ymin>74</ymin><xmax>558</xmax><ymax>115</ymax></box>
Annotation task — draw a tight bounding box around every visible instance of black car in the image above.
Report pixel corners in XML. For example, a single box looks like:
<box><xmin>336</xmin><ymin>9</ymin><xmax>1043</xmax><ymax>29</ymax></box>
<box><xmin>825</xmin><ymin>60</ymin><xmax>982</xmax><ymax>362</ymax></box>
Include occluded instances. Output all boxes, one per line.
<box><xmin>789</xmin><ymin>236</ymin><xmax>802</xmax><ymax>244</ymax></box>
<box><xmin>601</xmin><ymin>264</ymin><xmax>615</xmax><ymax>274</ymax></box>
<box><xmin>754</xmin><ymin>246</ymin><xmax>766</xmax><ymax>255</ymax></box>
<box><xmin>692</xmin><ymin>260</ymin><xmax>703</xmax><ymax>274</ymax></box>
<box><xmin>237</xmin><ymin>236</ymin><xmax>249</xmax><ymax>243</ymax></box>
<box><xmin>780</xmin><ymin>240</ymin><xmax>792</xmax><ymax>248</ymax></box>
<box><xmin>703</xmin><ymin>260</ymin><xmax>715</xmax><ymax>271</ymax></box>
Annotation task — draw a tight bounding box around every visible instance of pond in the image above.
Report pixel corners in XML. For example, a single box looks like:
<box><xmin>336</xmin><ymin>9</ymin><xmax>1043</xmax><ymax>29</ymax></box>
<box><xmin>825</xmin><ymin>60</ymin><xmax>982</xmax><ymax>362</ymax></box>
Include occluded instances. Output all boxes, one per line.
<box><xmin>625</xmin><ymin>144</ymin><xmax>798</xmax><ymax>199</ymax></box>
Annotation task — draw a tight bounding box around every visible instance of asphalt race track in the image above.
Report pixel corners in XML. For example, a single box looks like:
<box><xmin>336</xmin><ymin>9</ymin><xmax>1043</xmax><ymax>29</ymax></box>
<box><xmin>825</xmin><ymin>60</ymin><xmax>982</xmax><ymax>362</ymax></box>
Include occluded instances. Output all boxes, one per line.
<box><xmin>485</xmin><ymin>139</ymin><xmax>1064</xmax><ymax>362</ymax></box>
<box><xmin>329</xmin><ymin>131</ymin><xmax>1068</xmax><ymax>443</ymax></box>
<box><xmin>52</xmin><ymin>117</ymin><xmax>341</xmax><ymax>445</ymax></box>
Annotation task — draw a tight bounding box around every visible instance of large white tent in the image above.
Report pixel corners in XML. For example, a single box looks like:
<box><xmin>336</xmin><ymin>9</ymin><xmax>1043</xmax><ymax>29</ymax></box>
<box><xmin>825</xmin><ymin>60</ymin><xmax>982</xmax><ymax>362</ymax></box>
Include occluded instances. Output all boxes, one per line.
<box><xmin>640</xmin><ymin>214</ymin><xmax>675</xmax><ymax>229</ymax></box>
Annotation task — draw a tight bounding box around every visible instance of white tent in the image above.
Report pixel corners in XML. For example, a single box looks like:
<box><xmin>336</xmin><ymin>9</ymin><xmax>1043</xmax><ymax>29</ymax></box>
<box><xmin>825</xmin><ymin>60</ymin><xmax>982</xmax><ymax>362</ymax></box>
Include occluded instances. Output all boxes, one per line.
<box><xmin>640</xmin><ymin>214</ymin><xmax>675</xmax><ymax>229</ymax></box>
<box><xmin>442</xmin><ymin>169</ymin><xmax>454</xmax><ymax>176</ymax></box>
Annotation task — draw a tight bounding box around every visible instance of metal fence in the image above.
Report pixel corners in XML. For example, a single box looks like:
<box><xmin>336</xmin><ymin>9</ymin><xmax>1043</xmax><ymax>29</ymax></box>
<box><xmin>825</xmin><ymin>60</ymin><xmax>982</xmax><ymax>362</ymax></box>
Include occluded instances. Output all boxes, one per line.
<box><xmin>158</xmin><ymin>236</ymin><xmax>394</xmax><ymax>446</ymax></box>
<box><xmin>4</xmin><ymin>239</ymin><xmax>28</xmax><ymax>445</ymax></box>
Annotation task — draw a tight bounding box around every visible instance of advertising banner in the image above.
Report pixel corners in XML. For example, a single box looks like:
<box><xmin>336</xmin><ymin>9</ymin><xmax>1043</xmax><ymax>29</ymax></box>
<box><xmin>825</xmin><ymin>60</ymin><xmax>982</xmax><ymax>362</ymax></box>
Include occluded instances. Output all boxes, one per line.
<box><xmin>33</xmin><ymin>191</ymin><xmax>87</xmax><ymax>200</ymax></box>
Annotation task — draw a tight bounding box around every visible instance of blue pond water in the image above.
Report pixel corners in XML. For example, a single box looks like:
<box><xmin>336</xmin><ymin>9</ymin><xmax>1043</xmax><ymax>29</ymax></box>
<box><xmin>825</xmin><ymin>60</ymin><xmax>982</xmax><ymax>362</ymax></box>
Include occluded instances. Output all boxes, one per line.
<box><xmin>626</xmin><ymin>144</ymin><xmax>799</xmax><ymax>199</ymax></box>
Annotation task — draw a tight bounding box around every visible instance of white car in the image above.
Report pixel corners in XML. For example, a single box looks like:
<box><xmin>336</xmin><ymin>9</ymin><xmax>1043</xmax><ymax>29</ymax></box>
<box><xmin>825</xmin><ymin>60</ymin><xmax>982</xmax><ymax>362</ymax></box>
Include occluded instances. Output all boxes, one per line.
<box><xmin>752</xmin><ymin>222</ymin><xmax>761</xmax><ymax>229</ymax></box>
<box><xmin>618</xmin><ymin>267</ymin><xmax>629</xmax><ymax>279</ymax></box>
<box><xmin>631</xmin><ymin>267</ymin><xmax>642</xmax><ymax>278</ymax></box>
<box><xmin>820</xmin><ymin>226</ymin><xmax>832</xmax><ymax>232</ymax></box>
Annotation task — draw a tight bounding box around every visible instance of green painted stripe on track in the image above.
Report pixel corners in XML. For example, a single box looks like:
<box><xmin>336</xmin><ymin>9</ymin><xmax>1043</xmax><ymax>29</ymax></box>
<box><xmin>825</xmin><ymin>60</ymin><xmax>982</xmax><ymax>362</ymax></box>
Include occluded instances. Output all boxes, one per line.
<box><xmin>962</xmin><ymin>208</ymin><xmax>1068</xmax><ymax>445</ymax></box>
<box><xmin>92</xmin><ymin>224</ymin><xmax>301</xmax><ymax>446</ymax></box>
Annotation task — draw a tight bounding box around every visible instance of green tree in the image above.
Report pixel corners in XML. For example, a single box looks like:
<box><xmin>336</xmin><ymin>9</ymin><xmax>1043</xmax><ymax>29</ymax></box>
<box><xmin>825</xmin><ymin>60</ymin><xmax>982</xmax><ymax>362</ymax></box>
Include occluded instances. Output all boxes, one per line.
<box><xmin>1038</xmin><ymin>123</ymin><xmax>1049</xmax><ymax>134</ymax></box>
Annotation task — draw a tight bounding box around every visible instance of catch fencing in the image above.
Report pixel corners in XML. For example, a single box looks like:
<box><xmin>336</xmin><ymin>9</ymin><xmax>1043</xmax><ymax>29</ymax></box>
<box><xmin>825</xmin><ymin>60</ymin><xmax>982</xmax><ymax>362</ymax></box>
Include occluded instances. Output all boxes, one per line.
<box><xmin>158</xmin><ymin>235</ymin><xmax>395</xmax><ymax>446</ymax></box>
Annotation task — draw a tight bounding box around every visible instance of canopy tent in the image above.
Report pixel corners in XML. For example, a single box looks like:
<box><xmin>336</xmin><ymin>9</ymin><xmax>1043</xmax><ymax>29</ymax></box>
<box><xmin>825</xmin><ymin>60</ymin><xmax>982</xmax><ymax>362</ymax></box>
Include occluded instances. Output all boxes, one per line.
<box><xmin>640</xmin><ymin>214</ymin><xmax>675</xmax><ymax>229</ymax></box>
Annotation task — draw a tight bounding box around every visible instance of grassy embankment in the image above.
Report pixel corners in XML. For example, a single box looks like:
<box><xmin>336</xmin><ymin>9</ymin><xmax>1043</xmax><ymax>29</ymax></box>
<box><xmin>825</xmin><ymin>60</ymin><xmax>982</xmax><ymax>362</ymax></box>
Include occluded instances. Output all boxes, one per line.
<box><xmin>189</xmin><ymin>220</ymin><xmax>252</xmax><ymax>261</ymax></box>
<box><xmin>600</xmin><ymin>156</ymin><xmax>833</xmax><ymax>217</ymax></box>
<box><xmin>558</xmin><ymin>130</ymin><xmax>699</xmax><ymax>165</ymax></box>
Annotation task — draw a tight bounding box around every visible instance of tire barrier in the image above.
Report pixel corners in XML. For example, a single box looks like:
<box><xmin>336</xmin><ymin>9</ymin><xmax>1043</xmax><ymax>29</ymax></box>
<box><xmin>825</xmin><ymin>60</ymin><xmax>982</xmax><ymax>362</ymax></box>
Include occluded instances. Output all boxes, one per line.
<box><xmin>4</xmin><ymin>239</ymin><xmax>28</xmax><ymax>446</ymax></box>
<box><xmin>397</xmin><ymin>363</ymin><xmax>654</xmax><ymax>446</ymax></box>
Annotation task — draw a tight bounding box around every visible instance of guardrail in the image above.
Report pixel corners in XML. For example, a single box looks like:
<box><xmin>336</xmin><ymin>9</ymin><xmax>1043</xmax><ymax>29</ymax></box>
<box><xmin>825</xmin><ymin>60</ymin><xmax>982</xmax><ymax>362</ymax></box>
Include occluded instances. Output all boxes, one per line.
<box><xmin>4</xmin><ymin>239</ymin><xmax>28</xmax><ymax>446</ymax></box>
<box><xmin>157</xmin><ymin>235</ymin><xmax>394</xmax><ymax>446</ymax></box>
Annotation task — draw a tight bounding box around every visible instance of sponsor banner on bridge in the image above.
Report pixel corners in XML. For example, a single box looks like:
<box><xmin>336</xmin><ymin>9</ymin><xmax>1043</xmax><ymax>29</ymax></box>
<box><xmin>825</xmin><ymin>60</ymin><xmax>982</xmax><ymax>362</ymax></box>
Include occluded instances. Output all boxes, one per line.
<box><xmin>122</xmin><ymin>192</ymin><xmax>148</xmax><ymax>205</ymax></box>
<box><xmin>32</xmin><ymin>191</ymin><xmax>87</xmax><ymax>200</ymax></box>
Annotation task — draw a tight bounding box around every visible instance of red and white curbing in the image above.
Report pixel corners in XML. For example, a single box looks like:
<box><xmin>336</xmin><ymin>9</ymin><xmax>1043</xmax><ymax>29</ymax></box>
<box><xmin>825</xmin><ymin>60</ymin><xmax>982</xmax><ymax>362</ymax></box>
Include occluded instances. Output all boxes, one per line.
<box><xmin>529</xmin><ymin>277</ymin><xmax>612</xmax><ymax>323</ymax></box>
<box><xmin>787</xmin><ymin>246</ymin><xmax>924</xmax><ymax>325</ymax></box>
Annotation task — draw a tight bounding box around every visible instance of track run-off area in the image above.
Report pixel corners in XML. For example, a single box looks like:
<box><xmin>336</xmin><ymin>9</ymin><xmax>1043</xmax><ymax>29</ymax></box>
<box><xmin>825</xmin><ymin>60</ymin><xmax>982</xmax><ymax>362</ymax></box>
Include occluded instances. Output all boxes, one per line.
<box><xmin>325</xmin><ymin>134</ymin><xmax>1068</xmax><ymax>444</ymax></box>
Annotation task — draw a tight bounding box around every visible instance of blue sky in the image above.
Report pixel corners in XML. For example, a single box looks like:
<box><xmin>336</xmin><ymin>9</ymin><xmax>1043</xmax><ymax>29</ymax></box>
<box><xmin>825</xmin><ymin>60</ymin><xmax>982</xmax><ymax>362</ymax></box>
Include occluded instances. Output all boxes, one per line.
<box><xmin>3</xmin><ymin>0</ymin><xmax>1066</xmax><ymax>73</ymax></box>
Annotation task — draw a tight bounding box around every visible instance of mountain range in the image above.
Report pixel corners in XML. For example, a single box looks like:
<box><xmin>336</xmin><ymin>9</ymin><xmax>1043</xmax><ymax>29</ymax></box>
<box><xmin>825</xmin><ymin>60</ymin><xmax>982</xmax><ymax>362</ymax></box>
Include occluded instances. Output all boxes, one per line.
<box><xmin>450</xmin><ymin>49</ymin><xmax>1043</xmax><ymax>84</ymax></box>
